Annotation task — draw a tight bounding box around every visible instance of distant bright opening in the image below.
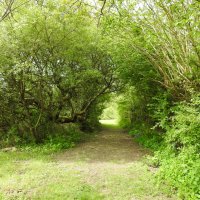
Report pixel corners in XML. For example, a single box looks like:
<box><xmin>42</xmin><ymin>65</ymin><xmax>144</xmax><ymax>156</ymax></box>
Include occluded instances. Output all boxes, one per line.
<box><xmin>99</xmin><ymin>99</ymin><xmax>120</xmax><ymax>126</ymax></box>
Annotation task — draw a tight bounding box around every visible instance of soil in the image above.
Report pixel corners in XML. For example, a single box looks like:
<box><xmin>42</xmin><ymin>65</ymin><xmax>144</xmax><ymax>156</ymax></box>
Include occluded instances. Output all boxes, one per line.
<box><xmin>56</xmin><ymin>128</ymin><xmax>149</xmax><ymax>164</ymax></box>
<box><xmin>55</xmin><ymin>127</ymin><xmax>174</xmax><ymax>200</ymax></box>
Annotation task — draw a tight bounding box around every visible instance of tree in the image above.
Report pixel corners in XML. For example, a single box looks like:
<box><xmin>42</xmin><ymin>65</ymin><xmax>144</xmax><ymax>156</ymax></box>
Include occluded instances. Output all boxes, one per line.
<box><xmin>101</xmin><ymin>0</ymin><xmax>200</xmax><ymax>98</ymax></box>
<box><xmin>0</xmin><ymin>0</ymin><xmax>117</xmax><ymax>142</ymax></box>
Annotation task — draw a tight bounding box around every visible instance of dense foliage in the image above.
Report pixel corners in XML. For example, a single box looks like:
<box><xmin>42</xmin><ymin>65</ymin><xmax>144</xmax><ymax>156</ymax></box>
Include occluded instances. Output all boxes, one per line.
<box><xmin>0</xmin><ymin>0</ymin><xmax>199</xmax><ymax>199</ymax></box>
<box><xmin>99</xmin><ymin>0</ymin><xmax>200</xmax><ymax>199</ymax></box>
<box><xmin>0</xmin><ymin>0</ymin><xmax>117</xmax><ymax>144</ymax></box>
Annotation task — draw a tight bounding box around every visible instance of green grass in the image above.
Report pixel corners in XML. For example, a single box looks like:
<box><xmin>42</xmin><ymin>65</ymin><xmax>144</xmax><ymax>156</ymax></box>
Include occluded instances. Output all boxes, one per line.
<box><xmin>0</xmin><ymin>151</ymin><xmax>103</xmax><ymax>200</ymax></box>
<box><xmin>0</xmin><ymin>150</ymin><xmax>175</xmax><ymax>200</ymax></box>
<box><xmin>88</xmin><ymin>162</ymin><xmax>174</xmax><ymax>200</ymax></box>
<box><xmin>0</xmin><ymin>127</ymin><xmax>176</xmax><ymax>200</ymax></box>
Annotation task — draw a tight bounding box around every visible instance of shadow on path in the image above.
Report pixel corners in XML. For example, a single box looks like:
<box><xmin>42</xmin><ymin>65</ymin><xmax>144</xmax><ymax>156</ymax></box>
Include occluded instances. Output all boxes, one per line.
<box><xmin>56</xmin><ymin>127</ymin><xmax>149</xmax><ymax>163</ymax></box>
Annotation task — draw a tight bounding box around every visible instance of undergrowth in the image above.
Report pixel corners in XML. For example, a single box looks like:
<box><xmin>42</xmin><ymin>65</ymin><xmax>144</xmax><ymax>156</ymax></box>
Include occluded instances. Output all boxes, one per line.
<box><xmin>0</xmin><ymin>123</ymin><xmax>84</xmax><ymax>153</ymax></box>
<box><xmin>127</xmin><ymin>93</ymin><xmax>200</xmax><ymax>200</ymax></box>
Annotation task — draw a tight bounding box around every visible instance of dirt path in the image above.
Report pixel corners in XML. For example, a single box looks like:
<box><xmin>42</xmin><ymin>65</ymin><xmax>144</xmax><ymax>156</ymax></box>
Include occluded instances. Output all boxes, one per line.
<box><xmin>55</xmin><ymin>127</ymin><xmax>175</xmax><ymax>200</ymax></box>
<box><xmin>0</xmin><ymin>126</ymin><xmax>176</xmax><ymax>199</ymax></box>
<box><xmin>57</xmin><ymin>128</ymin><xmax>148</xmax><ymax>163</ymax></box>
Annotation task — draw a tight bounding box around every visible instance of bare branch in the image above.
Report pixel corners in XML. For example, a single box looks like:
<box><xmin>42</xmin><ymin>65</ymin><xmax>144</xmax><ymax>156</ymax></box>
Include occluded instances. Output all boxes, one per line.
<box><xmin>98</xmin><ymin>0</ymin><xmax>107</xmax><ymax>26</ymax></box>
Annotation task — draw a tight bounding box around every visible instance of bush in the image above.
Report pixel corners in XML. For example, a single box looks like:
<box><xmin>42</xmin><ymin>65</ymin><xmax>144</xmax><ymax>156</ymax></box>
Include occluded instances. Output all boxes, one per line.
<box><xmin>129</xmin><ymin>124</ymin><xmax>163</xmax><ymax>151</ymax></box>
<box><xmin>44</xmin><ymin>124</ymin><xmax>81</xmax><ymax>151</ymax></box>
<box><xmin>154</xmin><ymin>94</ymin><xmax>200</xmax><ymax>199</ymax></box>
<box><xmin>127</xmin><ymin>92</ymin><xmax>200</xmax><ymax>199</ymax></box>
<box><xmin>0</xmin><ymin>122</ymin><xmax>83</xmax><ymax>153</ymax></box>
<box><xmin>156</xmin><ymin>147</ymin><xmax>200</xmax><ymax>200</ymax></box>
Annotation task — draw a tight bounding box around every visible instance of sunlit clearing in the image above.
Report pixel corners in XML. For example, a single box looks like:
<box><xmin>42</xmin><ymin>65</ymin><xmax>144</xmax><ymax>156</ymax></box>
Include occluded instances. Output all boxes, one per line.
<box><xmin>99</xmin><ymin>119</ymin><xmax>119</xmax><ymax>126</ymax></box>
<box><xmin>99</xmin><ymin>98</ymin><xmax>120</xmax><ymax>127</ymax></box>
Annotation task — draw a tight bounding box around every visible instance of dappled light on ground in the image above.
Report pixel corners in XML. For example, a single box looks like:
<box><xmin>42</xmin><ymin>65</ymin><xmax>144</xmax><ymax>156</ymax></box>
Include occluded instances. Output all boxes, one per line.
<box><xmin>53</xmin><ymin>127</ymin><xmax>175</xmax><ymax>200</ymax></box>
<box><xmin>0</xmin><ymin>127</ymin><xmax>175</xmax><ymax>200</ymax></box>
<box><xmin>56</xmin><ymin>127</ymin><xmax>148</xmax><ymax>163</ymax></box>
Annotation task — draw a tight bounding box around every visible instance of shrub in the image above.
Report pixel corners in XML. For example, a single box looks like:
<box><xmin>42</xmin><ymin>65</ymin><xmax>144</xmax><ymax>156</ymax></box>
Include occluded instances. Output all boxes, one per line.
<box><xmin>44</xmin><ymin>123</ymin><xmax>82</xmax><ymax>151</ymax></box>
<box><xmin>128</xmin><ymin>92</ymin><xmax>200</xmax><ymax>199</ymax></box>
<box><xmin>155</xmin><ymin>93</ymin><xmax>200</xmax><ymax>199</ymax></box>
<box><xmin>0</xmin><ymin>122</ymin><xmax>83</xmax><ymax>153</ymax></box>
<box><xmin>129</xmin><ymin>124</ymin><xmax>163</xmax><ymax>151</ymax></box>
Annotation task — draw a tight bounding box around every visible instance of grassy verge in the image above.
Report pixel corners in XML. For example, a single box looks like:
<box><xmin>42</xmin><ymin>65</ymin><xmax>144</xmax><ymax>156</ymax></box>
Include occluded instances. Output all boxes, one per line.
<box><xmin>0</xmin><ymin>147</ymin><xmax>104</xmax><ymax>200</ymax></box>
<box><xmin>0</xmin><ymin>149</ymin><xmax>175</xmax><ymax>200</ymax></box>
